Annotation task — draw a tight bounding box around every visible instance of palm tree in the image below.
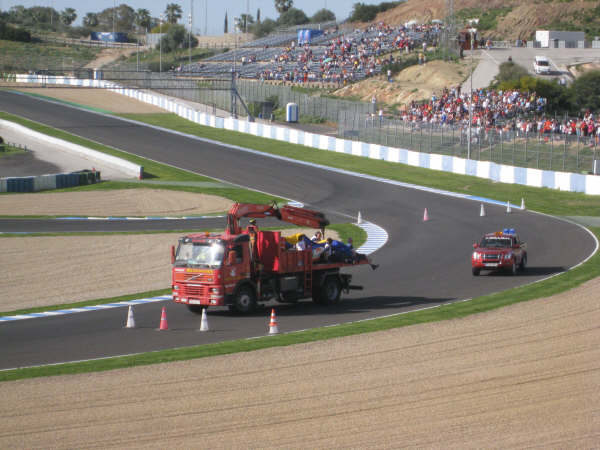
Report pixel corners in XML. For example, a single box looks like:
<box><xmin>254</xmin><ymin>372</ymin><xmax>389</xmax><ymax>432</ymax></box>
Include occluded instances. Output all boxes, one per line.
<box><xmin>134</xmin><ymin>8</ymin><xmax>151</xmax><ymax>32</ymax></box>
<box><xmin>164</xmin><ymin>3</ymin><xmax>182</xmax><ymax>25</ymax></box>
<box><xmin>83</xmin><ymin>12</ymin><xmax>99</xmax><ymax>28</ymax></box>
<box><xmin>60</xmin><ymin>8</ymin><xmax>77</xmax><ymax>26</ymax></box>
<box><xmin>274</xmin><ymin>0</ymin><xmax>293</xmax><ymax>14</ymax></box>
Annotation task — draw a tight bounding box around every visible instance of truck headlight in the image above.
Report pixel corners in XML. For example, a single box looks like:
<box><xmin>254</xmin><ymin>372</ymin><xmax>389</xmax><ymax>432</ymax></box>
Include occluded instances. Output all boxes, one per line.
<box><xmin>504</xmin><ymin>252</ymin><xmax>513</xmax><ymax>260</ymax></box>
<box><xmin>173</xmin><ymin>285</ymin><xmax>179</xmax><ymax>290</ymax></box>
<box><xmin>472</xmin><ymin>252</ymin><xmax>480</xmax><ymax>259</ymax></box>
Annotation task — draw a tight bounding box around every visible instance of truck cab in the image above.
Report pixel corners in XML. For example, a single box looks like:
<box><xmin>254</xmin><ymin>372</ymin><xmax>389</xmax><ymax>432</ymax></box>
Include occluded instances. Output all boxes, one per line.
<box><xmin>471</xmin><ymin>228</ymin><xmax>527</xmax><ymax>276</ymax></box>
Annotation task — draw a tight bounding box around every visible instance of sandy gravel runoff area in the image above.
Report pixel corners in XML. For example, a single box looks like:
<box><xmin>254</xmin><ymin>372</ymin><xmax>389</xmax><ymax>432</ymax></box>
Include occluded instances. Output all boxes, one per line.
<box><xmin>13</xmin><ymin>87</ymin><xmax>165</xmax><ymax>114</ymax></box>
<box><xmin>1</xmin><ymin>84</ymin><xmax>598</xmax><ymax>448</ymax></box>
<box><xmin>0</xmin><ymin>276</ymin><xmax>598</xmax><ymax>448</ymax></box>
<box><xmin>0</xmin><ymin>189</ymin><xmax>233</xmax><ymax>217</ymax></box>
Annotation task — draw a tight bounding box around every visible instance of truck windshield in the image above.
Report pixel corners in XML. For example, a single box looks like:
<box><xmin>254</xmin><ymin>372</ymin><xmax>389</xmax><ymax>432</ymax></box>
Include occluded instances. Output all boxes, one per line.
<box><xmin>175</xmin><ymin>242</ymin><xmax>224</xmax><ymax>268</ymax></box>
<box><xmin>537</xmin><ymin>60</ymin><xmax>549</xmax><ymax>66</ymax></box>
<box><xmin>480</xmin><ymin>238</ymin><xmax>512</xmax><ymax>248</ymax></box>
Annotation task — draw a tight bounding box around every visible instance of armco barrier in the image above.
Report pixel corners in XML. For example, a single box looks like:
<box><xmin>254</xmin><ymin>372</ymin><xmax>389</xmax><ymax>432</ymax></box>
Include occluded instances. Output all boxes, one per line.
<box><xmin>13</xmin><ymin>74</ymin><xmax>600</xmax><ymax>196</ymax></box>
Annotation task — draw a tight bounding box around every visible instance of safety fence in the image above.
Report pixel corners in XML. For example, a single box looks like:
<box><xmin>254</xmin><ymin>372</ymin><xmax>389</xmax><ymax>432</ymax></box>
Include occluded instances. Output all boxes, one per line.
<box><xmin>338</xmin><ymin>112</ymin><xmax>599</xmax><ymax>174</ymax></box>
<box><xmin>99</xmin><ymin>66</ymin><xmax>375</xmax><ymax>122</ymax></box>
<box><xmin>10</xmin><ymin>74</ymin><xmax>600</xmax><ymax>195</ymax></box>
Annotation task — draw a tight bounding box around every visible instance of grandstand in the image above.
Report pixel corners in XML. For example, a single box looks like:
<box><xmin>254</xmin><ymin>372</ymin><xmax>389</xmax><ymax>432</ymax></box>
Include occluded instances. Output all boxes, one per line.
<box><xmin>179</xmin><ymin>22</ymin><xmax>440</xmax><ymax>84</ymax></box>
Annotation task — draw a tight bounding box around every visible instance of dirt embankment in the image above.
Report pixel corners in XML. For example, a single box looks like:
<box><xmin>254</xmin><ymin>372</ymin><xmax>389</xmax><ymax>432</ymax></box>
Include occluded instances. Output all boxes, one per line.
<box><xmin>332</xmin><ymin>59</ymin><xmax>471</xmax><ymax>107</ymax></box>
<box><xmin>371</xmin><ymin>0</ymin><xmax>600</xmax><ymax>40</ymax></box>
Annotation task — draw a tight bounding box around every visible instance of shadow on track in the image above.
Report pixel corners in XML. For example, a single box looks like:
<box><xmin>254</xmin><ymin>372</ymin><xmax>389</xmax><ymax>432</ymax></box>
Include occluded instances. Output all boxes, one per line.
<box><xmin>207</xmin><ymin>295</ymin><xmax>453</xmax><ymax>318</ymax></box>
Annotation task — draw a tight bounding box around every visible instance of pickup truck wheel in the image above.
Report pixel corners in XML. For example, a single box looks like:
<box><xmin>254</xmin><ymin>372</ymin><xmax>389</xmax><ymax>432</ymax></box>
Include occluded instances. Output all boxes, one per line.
<box><xmin>472</xmin><ymin>267</ymin><xmax>480</xmax><ymax>276</ymax></box>
<box><xmin>519</xmin><ymin>254</ymin><xmax>527</xmax><ymax>271</ymax></box>
<box><xmin>510</xmin><ymin>261</ymin><xmax>517</xmax><ymax>276</ymax></box>
<box><xmin>232</xmin><ymin>286</ymin><xmax>256</xmax><ymax>314</ymax></box>
<box><xmin>320</xmin><ymin>276</ymin><xmax>342</xmax><ymax>305</ymax></box>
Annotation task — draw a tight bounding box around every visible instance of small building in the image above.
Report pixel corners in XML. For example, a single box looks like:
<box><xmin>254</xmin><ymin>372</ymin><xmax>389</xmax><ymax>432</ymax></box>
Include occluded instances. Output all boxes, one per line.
<box><xmin>535</xmin><ymin>30</ymin><xmax>585</xmax><ymax>48</ymax></box>
<box><xmin>90</xmin><ymin>32</ymin><xmax>129</xmax><ymax>43</ymax></box>
<box><xmin>297</xmin><ymin>29</ymin><xmax>323</xmax><ymax>45</ymax></box>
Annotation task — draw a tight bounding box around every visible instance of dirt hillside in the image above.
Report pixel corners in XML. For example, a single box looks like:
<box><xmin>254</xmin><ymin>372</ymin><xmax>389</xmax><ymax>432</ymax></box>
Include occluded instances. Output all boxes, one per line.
<box><xmin>372</xmin><ymin>0</ymin><xmax>600</xmax><ymax>40</ymax></box>
<box><xmin>332</xmin><ymin>59</ymin><xmax>471</xmax><ymax>107</ymax></box>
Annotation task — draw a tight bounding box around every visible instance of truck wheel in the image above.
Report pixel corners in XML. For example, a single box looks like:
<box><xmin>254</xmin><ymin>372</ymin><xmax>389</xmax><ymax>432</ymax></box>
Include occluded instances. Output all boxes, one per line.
<box><xmin>319</xmin><ymin>276</ymin><xmax>342</xmax><ymax>305</ymax></box>
<box><xmin>519</xmin><ymin>254</ymin><xmax>527</xmax><ymax>272</ymax></box>
<box><xmin>472</xmin><ymin>267</ymin><xmax>480</xmax><ymax>276</ymax></box>
<box><xmin>510</xmin><ymin>261</ymin><xmax>517</xmax><ymax>276</ymax></box>
<box><xmin>187</xmin><ymin>305</ymin><xmax>204</xmax><ymax>314</ymax></box>
<box><xmin>232</xmin><ymin>286</ymin><xmax>256</xmax><ymax>314</ymax></box>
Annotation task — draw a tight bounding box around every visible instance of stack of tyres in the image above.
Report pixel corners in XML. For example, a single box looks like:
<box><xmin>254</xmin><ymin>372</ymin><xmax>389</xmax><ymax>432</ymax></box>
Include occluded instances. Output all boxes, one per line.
<box><xmin>6</xmin><ymin>177</ymin><xmax>34</xmax><ymax>192</ymax></box>
<box><xmin>66</xmin><ymin>173</ymin><xmax>79</xmax><ymax>188</ymax></box>
<box><xmin>55</xmin><ymin>174</ymin><xmax>67</xmax><ymax>189</ymax></box>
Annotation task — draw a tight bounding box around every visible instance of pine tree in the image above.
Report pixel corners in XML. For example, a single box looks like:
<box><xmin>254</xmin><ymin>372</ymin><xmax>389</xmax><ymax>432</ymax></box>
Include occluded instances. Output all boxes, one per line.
<box><xmin>224</xmin><ymin>11</ymin><xmax>228</xmax><ymax>34</ymax></box>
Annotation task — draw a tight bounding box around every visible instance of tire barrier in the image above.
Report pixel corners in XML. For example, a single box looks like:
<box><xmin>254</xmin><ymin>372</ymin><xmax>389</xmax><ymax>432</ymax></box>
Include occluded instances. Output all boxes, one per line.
<box><xmin>1</xmin><ymin>169</ymin><xmax>101</xmax><ymax>193</ymax></box>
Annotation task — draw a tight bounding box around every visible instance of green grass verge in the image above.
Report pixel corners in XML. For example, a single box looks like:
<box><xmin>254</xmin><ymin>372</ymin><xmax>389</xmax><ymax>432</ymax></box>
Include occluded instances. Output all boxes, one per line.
<box><xmin>1</xmin><ymin>226</ymin><xmax>596</xmax><ymax>382</ymax></box>
<box><xmin>118</xmin><ymin>113</ymin><xmax>600</xmax><ymax>217</ymax></box>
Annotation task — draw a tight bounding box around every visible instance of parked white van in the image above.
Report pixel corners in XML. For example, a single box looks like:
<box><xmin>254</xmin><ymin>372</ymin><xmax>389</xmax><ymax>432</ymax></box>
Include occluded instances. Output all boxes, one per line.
<box><xmin>533</xmin><ymin>56</ymin><xmax>550</xmax><ymax>74</ymax></box>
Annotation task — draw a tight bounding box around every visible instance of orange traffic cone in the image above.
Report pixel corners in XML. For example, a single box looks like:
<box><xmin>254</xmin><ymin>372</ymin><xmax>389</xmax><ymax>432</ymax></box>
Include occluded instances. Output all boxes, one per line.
<box><xmin>268</xmin><ymin>309</ymin><xmax>279</xmax><ymax>335</ymax></box>
<box><xmin>125</xmin><ymin>305</ymin><xmax>135</xmax><ymax>328</ymax></box>
<box><xmin>423</xmin><ymin>208</ymin><xmax>429</xmax><ymax>222</ymax></box>
<box><xmin>159</xmin><ymin>306</ymin><xmax>169</xmax><ymax>331</ymax></box>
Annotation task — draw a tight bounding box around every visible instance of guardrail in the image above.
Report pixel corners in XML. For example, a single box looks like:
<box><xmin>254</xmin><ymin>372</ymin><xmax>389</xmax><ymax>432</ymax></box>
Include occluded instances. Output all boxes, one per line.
<box><xmin>11</xmin><ymin>74</ymin><xmax>600</xmax><ymax>196</ymax></box>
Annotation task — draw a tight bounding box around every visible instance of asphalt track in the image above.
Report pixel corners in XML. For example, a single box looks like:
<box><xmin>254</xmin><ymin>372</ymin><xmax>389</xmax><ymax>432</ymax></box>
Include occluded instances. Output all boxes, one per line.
<box><xmin>0</xmin><ymin>90</ymin><xmax>596</xmax><ymax>370</ymax></box>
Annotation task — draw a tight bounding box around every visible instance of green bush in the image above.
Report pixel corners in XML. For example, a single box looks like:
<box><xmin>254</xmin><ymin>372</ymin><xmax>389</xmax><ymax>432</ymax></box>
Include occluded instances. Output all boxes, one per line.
<box><xmin>0</xmin><ymin>21</ymin><xmax>31</xmax><ymax>42</ymax></box>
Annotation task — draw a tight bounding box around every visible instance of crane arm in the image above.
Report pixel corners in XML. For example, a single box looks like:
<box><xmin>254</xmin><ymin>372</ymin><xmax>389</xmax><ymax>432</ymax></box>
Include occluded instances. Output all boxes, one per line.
<box><xmin>226</xmin><ymin>202</ymin><xmax>329</xmax><ymax>235</ymax></box>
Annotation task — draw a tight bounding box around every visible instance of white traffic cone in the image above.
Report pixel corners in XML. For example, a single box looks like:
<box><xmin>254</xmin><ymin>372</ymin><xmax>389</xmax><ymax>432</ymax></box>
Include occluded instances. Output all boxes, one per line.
<box><xmin>520</xmin><ymin>198</ymin><xmax>526</xmax><ymax>210</ymax></box>
<box><xmin>268</xmin><ymin>309</ymin><xmax>279</xmax><ymax>335</ymax></box>
<box><xmin>480</xmin><ymin>203</ymin><xmax>486</xmax><ymax>217</ymax></box>
<box><xmin>357</xmin><ymin>211</ymin><xmax>363</xmax><ymax>224</ymax></box>
<box><xmin>200</xmin><ymin>308</ymin><xmax>209</xmax><ymax>332</ymax></box>
<box><xmin>506</xmin><ymin>201</ymin><xmax>511</xmax><ymax>214</ymax></box>
<box><xmin>125</xmin><ymin>305</ymin><xmax>135</xmax><ymax>328</ymax></box>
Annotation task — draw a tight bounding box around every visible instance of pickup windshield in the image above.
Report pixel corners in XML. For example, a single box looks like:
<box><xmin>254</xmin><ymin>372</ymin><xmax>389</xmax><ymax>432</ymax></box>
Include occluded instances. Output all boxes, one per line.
<box><xmin>480</xmin><ymin>237</ymin><xmax>512</xmax><ymax>248</ymax></box>
<box><xmin>175</xmin><ymin>242</ymin><xmax>224</xmax><ymax>268</ymax></box>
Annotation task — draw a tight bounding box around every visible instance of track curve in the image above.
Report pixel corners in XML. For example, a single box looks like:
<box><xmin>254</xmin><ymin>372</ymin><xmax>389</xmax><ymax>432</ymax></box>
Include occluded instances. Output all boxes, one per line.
<box><xmin>0</xmin><ymin>90</ymin><xmax>595</xmax><ymax>369</ymax></box>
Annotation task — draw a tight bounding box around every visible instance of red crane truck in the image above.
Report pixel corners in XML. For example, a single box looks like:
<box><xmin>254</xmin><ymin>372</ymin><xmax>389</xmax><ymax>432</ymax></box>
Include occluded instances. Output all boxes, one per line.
<box><xmin>171</xmin><ymin>202</ymin><xmax>377</xmax><ymax>313</ymax></box>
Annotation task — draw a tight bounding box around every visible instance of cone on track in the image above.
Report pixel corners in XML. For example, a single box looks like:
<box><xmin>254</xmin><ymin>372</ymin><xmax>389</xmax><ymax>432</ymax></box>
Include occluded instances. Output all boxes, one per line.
<box><xmin>159</xmin><ymin>306</ymin><xmax>169</xmax><ymax>331</ymax></box>
<box><xmin>521</xmin><ymin>198</ymin><xmax>526</xmax><ymax>210</ymax></box>
<box><xmin>199</xmin><ymin>308</ymin><xmax>209</xmax><ymax>332</ymax></box>
<box><xmin>357</xmin><ymin>211</ymin><xmax>363</xmax><ymax>224</ymax></box>
<box><xmin>125</xmin><ymin>305</ymin><xmax>135</xmax><ymax>328</ymax></box>
<box><xmin>480</xmin><ymin>203</ymin><xmax>486</xmax><ymax>217</ymax></box>
<box><xmin>423</xmin><ymin>208</ymin><xmax>429</xmax><ymax>222</ymax></box>
<box><xmin>268</xmin><ymin>309</ymin><xmax>279</xmax><ymax>335</ymax></box>
<box><xmin>506</xmin><ymin>201</ymin><xmax>512</xmax><ymax>214</ymax></box>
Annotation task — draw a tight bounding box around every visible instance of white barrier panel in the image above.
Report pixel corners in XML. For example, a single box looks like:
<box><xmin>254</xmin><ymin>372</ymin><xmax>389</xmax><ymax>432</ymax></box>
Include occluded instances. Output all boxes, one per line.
<box><xmin>0</xmin><ymin>179</ymin><xmax>6</xmax><ymax>192</ymax></box>
<box><xmin>13</xmin><ymin>74</ymin><xmax>600</xmax><ymax>196</ymax></box>
<box><xmin>0</xmin><ymin>119</ymin><xmax>143</xmax><ymax>179</ymax></box>
<box><xmin>33</xmin><ymin>174</ymin><xmax>57</xmax><ymax>191</ymax></box>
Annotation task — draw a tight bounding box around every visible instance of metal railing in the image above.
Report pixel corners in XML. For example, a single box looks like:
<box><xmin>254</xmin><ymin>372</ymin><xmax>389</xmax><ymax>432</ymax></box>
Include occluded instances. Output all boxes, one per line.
<box><xmin>338</xmin><ymin>111</ymin><xmax>598</xmax><ymax>174</ymax></box>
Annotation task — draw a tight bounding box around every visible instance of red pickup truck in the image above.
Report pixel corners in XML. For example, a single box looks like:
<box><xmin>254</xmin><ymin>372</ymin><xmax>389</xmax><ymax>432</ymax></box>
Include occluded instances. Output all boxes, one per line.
<box><xmin>472</xmin><ymin>229</ymin><xmax>527</xmax><ymax>276</ymax></box>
